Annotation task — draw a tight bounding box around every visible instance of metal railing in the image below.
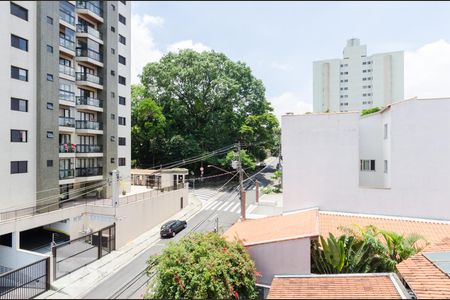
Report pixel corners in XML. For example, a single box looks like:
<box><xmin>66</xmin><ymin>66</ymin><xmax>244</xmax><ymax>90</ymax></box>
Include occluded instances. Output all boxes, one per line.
<box><xmin>59</xmin><ymin>144</ymin><xmax>75</xmax><ymax>153</ymax></box>
<box><xmin>76</xmin><ymin>96</ymin><xmax>103</xmax><ymax>108</ymax></box>
<box><xmin>59</xmin><ymin>169</ymin><xmax>74</xmax><ymax>180</ymax></box>
<box><xmin>76</xmin><ymin>1</ymin><xmax>103</xmax><ymax>18</ymax></box>
<box><xmin>59</xmin><ymin>8</ymin><xmax>75</xmax><ymax>25</ymax></box>
<box><xmin>59</xmin><ymin>64</ymin><xmax>75</xmax><ymax>77</ymax></box>
<box><xmin>0</xmin><ymin>258</ymin><xmax>50</xmax><ymax>299</ymax></box>
<box><xmin>59</xmin><ymin>37</ymin><xmax>75</xmax><ymax>52</ymax></box>
<box><xmin>76</xmin><ymin>47</ymin><xmax>103</xmax><ymax>63</ymax></box>
<box><xmin>59</xmin><ymin>90</ymin><xmax>75</xmax><ymax>103</ymax></box>
<box><xmin>58</xmin><ymin>116</ymin><xmax>75</xmax><ymax>127</ymax></box>
<box><xmin>76</xmin><ymin>23</ymin><xmax>102</xmax><ymax>40</ymax></box>
<box><xmin>75</xmin><ymin>167</ymin><xmax>103</xmax><ymax>177</ymax></box>
<box><xmin>76</xmin><ymin>144</ymin><xmax>103</xmax><ymax>153</ymax></box>
<box><xmin>75</xmin><ymin>120</ymin><xmax>103</xmax><ymax>131</ymax></box>
<box><xmin>75</xmin><ymin>72</ymin><xmax>103</xmax><ymax>85</ymax></box>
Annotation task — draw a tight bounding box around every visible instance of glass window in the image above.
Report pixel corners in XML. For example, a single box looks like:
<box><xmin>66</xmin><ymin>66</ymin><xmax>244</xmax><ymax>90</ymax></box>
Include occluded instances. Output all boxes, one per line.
<box><xmin>11</xmin><ymin>34</ymin><xmax>28</xmax><ymax>51</ymax></box>
<box><xmin>47</xmin><ymin>160</ymin><xmax>53</xmax><ymax>167</ymax></box>
<box><xmin>11</xmin><ymin>130</ymin><xmax>27</xmax><ymax>142</ymax></box>
<box><xmin>118</xmin><ymin>117</ymin><xmax>126</xmax><ymax>126</ymax></box>
<box><xmin>119</xmin><ymin>96</ymin><xmax>126</xmax><ymax>105</ymax></box>
<box><xmin>119</xmin><ymin>55</ymin><xmax>126</xmax><ymax>65</ymax></box>
<box><xmin>11</xmin><ymin>98</ymin><xmax>28</xmax><ymax>112</ymax></box>
<box><xmin>47</xmin><ymin>16</ymin><xmax>53</xmax><ymax>24</ymax></box>
<box><xmin>11</xmin><ymin>66</ymin><xmax>28</xmax><ymax>81</ymax></box>
<box><xmin>10</xmin><ymin>2</ymin><xmax>28</xmax><ymax>21</ymax></box>
<box><xmin>118</xmin><ymin>76</ymin><xmax>126</xmax><ymax>85</ymax></box>
<box><xmin>47</xmin><ymin>74</ymin><xmax>54</xmax><ymax>81</ymax></box>
<box><xmin>119</xmin><ymin>14</ymin><xmax>126</xmax><ymax>25</ymax></box>
<box><xmin>118</xmin><ymin>158</ymin><xmax>126</xmax><ymax>166</ymax></box>
<box><xmin>47</xmin><ymin>45</ymin><xmax>53</xmax><ymax>53</ymax></box>
<box><xmin>119</xmin><ymin>35</ymin><xmax>126</xmax><ymax>45</ymax></box>
<box><xmin>118</xmin><ymin>137</ymin><xmax>126</xmax><ymax>145</ymax></box>
<box><xmin>11</xmin><ymin>161</ymin><xmax>28</xmax><ymax>174</ymax></box>
<box><xmin>47</xmin><ymin>102</ymin><xmax>54</xmax><ymax>110</ymax></box>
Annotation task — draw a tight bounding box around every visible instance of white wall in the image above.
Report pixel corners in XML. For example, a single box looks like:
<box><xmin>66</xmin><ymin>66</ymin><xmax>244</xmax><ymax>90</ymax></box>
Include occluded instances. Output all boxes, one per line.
<box><xmin>0</xmin><ymin>1</ymin><xmax>37</xmax><ymax>211</ymax></box>
<box><xmin>248</xmin><ymin>238</ymin><xmax>311</xmax><ymax>285</ymax></box>
<box><xmin>282</xmin><ymin>98</ymin><xmax>450</xmax><ymax>220</ymax></box>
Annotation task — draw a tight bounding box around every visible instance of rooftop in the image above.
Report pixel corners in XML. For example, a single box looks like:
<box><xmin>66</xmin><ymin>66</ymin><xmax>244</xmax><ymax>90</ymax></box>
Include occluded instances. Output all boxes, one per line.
<box><xmin>396</xmin><ymin>237</ymin><xmax>450</xmax><ymax>299</ymax></box>
<box><xmin>267</xmin><ymin>273</ymin><xmax>409</xmax><ymax>299</ymax></box>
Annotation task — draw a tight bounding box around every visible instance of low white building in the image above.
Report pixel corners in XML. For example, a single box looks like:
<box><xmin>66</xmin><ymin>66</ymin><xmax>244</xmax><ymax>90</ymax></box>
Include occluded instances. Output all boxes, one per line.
<box><xmin>282</xmin><ymin>97</ymin><xmax>450</xmax><ymax>220</ymax></box>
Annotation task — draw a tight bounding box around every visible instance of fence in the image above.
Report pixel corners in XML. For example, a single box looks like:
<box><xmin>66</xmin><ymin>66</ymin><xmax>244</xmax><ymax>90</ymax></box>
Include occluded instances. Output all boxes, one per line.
<box><xmin>0</xmin><ymin>258</ymin><xmax>50</xmax><ymax>299</ymax></box>
<box><xmin>52</xmin><ymin>224</ymin><xmax>115</xmax><ymax>280</ymax></box>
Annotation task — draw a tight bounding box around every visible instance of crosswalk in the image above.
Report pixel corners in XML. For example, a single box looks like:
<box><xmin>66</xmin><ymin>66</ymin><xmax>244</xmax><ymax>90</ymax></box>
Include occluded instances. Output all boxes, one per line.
<box><xmin>201</xmin><ymin>197</ymin><xmax>241</xmax><ymax>214</ymax></box>
<box><xmin>191</xmin><ymin>188</ymin><xmax>222</xmax><ymax>202</ymax></box>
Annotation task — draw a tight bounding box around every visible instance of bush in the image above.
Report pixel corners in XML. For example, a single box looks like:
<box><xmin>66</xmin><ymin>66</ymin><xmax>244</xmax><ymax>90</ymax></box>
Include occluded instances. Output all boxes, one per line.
<box><xmin>146</xmin><ymin>232</ymin><xmax>258</xmax><ymax>299</ymax></box>
<box><xmin>361</xmin><ymin>107</ymin><xmax>381</xmax><ymax>116</ymax></box>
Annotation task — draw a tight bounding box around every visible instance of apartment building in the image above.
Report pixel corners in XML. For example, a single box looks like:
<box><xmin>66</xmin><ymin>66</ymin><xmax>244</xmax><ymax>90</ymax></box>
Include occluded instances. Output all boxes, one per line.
<box><xmin>282</xmin><ymin>97</ymin><xmax>450</xmax><ymax>220</ymax></box>
<box><xmin>0</xmin><ymin>1</ymin><xmax>131</xmax><ymax>212</ymax></box>
<box><xmin>313</xmin><ymin>38</ymin><xmax>404</xmax><ymax>113</ymax></box>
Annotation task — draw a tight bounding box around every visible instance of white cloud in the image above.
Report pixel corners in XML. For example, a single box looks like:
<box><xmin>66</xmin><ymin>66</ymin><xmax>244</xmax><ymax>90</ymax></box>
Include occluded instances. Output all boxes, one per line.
<box><xmin>131</xmin><ymin>14</ymin><xmax>164</xmax><ymax>84</ymax></box>
<box><xmin>269</xmin><ymin>92</ymin><xmax>313</xmax><ymax>121</ymax></box>
<box><xmin>405</xmin><ymin>39</ymin><xmax>450</xmax><ymax>99</ymax></box>
<box><xmin>167</xmin><ymin>40</ymin><xmax>211</xmax><ymax>53</ymax></box>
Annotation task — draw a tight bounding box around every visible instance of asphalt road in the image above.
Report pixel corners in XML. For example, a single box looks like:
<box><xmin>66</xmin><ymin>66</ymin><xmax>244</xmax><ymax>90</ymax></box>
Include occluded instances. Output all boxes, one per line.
<box><xmin>83</xmin><ymin>157</ymin><xmax>278</xmax><ymax>299</ymax></box>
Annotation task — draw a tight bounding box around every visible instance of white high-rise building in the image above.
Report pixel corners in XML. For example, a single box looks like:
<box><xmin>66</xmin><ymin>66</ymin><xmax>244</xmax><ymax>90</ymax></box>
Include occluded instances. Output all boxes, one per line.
<box><xmin>313</xmin><ymin>38</ymin><xmax>404</xmax><ymax>113</ymax></box>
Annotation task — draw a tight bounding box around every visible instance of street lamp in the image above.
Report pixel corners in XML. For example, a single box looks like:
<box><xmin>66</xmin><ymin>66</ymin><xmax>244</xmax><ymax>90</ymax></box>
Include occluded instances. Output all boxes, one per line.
<box><xmin>207</xmin><ymin>164</ymin><xmax>234</xmax><ymax>174</ymax></box>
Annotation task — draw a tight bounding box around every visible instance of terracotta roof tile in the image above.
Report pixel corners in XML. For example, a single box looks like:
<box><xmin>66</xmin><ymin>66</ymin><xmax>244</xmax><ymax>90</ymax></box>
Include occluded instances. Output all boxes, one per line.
<box><xmin>396</xmin><ymin>238</ymin><xmax>450</xmax><ymax>299</ymax></box>
<box><xmin>267</xmin><ymin>274</ymin><xmax>406</xmax><ymax>299</ymax></box>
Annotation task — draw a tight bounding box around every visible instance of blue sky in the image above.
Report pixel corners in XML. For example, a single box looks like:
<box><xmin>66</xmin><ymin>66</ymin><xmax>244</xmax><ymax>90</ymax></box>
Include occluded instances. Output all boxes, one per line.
<box><xmin>130</xmin><ymin>1</ymin><xmax>450</xmax><ymax>119</ymax></box>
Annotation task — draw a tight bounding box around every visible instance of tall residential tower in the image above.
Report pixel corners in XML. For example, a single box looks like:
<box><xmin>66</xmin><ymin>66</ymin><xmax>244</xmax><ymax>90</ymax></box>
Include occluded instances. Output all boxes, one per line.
<box><xmin>313</xmin><ymin>38</ymin><xmax>404</xmax><ymax>113</ymax></box>
<box><xmin>0</xmin><ymin>1</ymin><xmax>131</xmax><ymax>212</ymax></box>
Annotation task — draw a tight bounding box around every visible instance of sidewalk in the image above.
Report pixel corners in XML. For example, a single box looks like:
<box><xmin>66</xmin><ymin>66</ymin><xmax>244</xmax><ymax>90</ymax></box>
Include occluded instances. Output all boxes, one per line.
<box><xmin>37</xmin><ymin>193</ymin><xmax>202</xmax><ymax>299</ymax></box>
<box><xmin>246</xmin><ymin>192</ymin><xmax>283</xmax><ymax>219</ymax></box>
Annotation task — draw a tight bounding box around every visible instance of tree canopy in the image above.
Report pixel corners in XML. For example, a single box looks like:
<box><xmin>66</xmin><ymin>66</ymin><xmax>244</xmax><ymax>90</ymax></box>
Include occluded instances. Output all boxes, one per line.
<box><xmin>132</xmin><ymin>49</ymin><xmax>280</xmax><ymax>172</ymax></box>
<box><xmin>146</xmin><ymin>232</ymin><xmax>258</xmax><ymax>299</ymax></box>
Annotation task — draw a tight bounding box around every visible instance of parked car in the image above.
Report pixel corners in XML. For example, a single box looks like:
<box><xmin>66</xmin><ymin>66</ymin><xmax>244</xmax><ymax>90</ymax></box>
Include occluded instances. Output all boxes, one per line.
<box><xmin>160</xmin><ymin>220</ymin><xmax>187</xmax><ymax>238</ymax></box>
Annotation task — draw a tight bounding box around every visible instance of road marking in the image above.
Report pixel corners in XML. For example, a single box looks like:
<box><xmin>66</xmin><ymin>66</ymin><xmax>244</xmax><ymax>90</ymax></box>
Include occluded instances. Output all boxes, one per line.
<box><xmin>223</xmin><ymin>201</ymin><xmax>235</xmax><ymax>212</ymax></box>
<box><xmin>202</xmin><ymin>200</ymin><xmax>217</xmax><ymax>210</ymax></box>
<box><xmin>209</xmin><ymin>201</ymin><xmax>221</xmax><ymax>210</ymax></box>
<box><xmin>216</xmin><ymin>201</ymin><xmax>229</xmax><ymax>211</ymax></box>
<box><xmin>230</xmin><ymin>202</ymin><xmax>240</xmax><ymax>213</ymax></box>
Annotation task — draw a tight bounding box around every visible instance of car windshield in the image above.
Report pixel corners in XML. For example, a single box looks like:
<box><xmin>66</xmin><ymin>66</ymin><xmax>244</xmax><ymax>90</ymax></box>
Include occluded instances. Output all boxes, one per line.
<box><xmin>162</xmin><ymin>221</ymin><xmax>175</xmax><ymax>228</ymax></box>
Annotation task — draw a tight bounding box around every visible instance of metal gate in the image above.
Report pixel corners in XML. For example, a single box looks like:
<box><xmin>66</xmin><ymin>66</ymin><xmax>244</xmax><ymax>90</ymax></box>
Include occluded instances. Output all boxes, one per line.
<box><xmin>52</xmin><ymin>224</ymin><xmax>115</xmax><ymax>280</ymax></box>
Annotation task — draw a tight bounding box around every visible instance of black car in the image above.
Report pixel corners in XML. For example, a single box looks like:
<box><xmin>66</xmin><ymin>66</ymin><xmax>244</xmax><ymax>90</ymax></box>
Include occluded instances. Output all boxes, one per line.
<box><xmin>160</xmin><ymin>220</ymin><xmax>187</xmax><ymax>238</ymax></box>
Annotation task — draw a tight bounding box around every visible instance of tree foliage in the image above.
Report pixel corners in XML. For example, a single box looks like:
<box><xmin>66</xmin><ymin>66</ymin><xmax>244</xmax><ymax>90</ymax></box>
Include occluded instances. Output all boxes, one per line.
<box><xmin>146</xmin><ymin>232</ymin><xmax>258</xmax><ymax>299</ymax></box>
<box><xmin>132</xmin><ymin>49</ymin><xmax>280</xmax><ymax>172</ymax></box>
<box><xmin>311</xmin><ymin>225</ymin><xmax>426</xmax><ymax>274</ymax></box>
<box><xmin>361</xmin><ymin>107</ymin><xmax>381</xmax><ymax>116</ymax></box>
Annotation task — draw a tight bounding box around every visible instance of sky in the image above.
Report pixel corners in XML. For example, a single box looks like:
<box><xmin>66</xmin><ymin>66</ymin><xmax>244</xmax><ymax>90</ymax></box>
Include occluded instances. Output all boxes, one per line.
<box><xmin>130</xmin><ymin>1</ymin><xmax>450</xmax><ymax>120</ymax></box>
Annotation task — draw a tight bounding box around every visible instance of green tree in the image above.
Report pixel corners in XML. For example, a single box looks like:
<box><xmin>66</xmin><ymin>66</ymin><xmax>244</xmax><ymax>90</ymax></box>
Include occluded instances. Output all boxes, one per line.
<box><xmin>134</xmin><ymin>49</ymin><xmax>279</xmax><ymax>172</ymax></box>
<box><xmin>361</xmin><ymin>107</ymin><xmax>381</xmax><ymax>116</ymax></box>
<box><xmin>146</xmin><ymin>232</ymin><xmax>258</xmax><ymax>299</ymax></box>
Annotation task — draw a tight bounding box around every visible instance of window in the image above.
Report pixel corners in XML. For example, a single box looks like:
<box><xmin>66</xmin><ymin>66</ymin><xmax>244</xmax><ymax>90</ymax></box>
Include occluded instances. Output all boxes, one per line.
<box><xmin>47</xmin><ymin>45</ymin><xmax>53</xmax><ymax>53</ymax></box>
<box><xmin>384</xmin><ymin>124</ymin><xmax>388</xmax><ymax>139</ymax></box>
<box><xmin>47</xmin><ymin>16</ymin><xmax>53</xmax><ymax>24</ymax></box>
<box><xmin>47</xmin><ymin>131</ymin><xmax>54</xmax><ymax>138</ymax></box>
<box><xmin>118</xmin><ymin>117</ymin><xmax>126</xmax><ymax>126</ymax></box>
<box><xmin>11</xmin><ymin>130</ymin><xmax>27</xmax><ymax>142</ymax></box>
<box><xmin>47</xmin><ymin>102</ymin><xmax>54</xmax><ymax>110</ymax></box>
<box><xmin>110</xmin><ymin>136</ymin><xmax>116</xmax><ymax>142</ymax></box>
<box><xmin>111</xmin><ymin>92</ymin><xmax>115</xmax><ymax>98</ymax></box>
<box><xmin>111</xmin><ymin>26</ymin><xmax>115</xmax><ymax>32</ymax></box>
<box><xmin>118</xmin><ymin>137</ymin><xmax>126</xmax><ymax>145</ymax></box>
<box><xmin>10</xmin><ymin>2</ymin><xmax>28</xmax><ymax>21</ymax></box>
<box><xmin>111</xmin><ymin>113</ymin><xmax>115</xmax><ymax>120</ymax></box>
<box><xmin>11</xmin><ymin>34</ymin><xmax>28</xmax><ymax>51</ymax></box>
<box><xmin>119</xmin><ymin>96</ymin><xmax>126</xmax><ymax>105</ymax></box>
<box><xmin>363</xmin><ymin>93</ymin><xmax>367</xmax><ymax>97</ymax></box>
<box><xmin>111</xmin><ymin>70</ymin><xmax>115</xmax><ymax>76</ymax></box>
<box><xmin>11</xmin><ymin>98</ymin><xmax>28</xmax><ymax>112</ymax></box>
<box><xmin>118</xmin><ymin>157</ymin><xmax>126</xmax><ymax>166</ymax></box>
<box><xmin>111</xmin><ymin>4</ymin><xmax>115</xmax><ymax>10</ymax></box>
<box><xmin>384</xmin><ymin>160</ymin><xmax>388</xmax><ymax>174</ymax></box>
<box><xmin>111</xmin><ymin>158</ymin><xmax>115</xmax><ymax>163</ymax></box>
<box><xmin>118</xmin><ymin>76</ymin><xmax>126</xmax><ymax>85</ymax></box>
<box><xmin>47</xmin><ymin>160</ymin><xmax>53</xmax><ymax>167</ymax></box>
<box><xmin>47</xmin><ymin>74</ymin><xmax>54</xmax><ymax>81</ymax></box>
<box><xmin>119</xmin><ymin>14</ymin><xmax>126</xmax><ymax>25</ymax></box>
<box><xmin>344</xmin><ymin>72</ymin><xmax>348</xmax><ymax>75</ymax></box>
<box><xmin>111</xmin><ymin>48</ymin><xmax>115</xmax><ymax>54</ymax></box>
<box><xmin>119</xmin><ymin>34</ymin><xmax>126</xmax><ymax>45</ymax></box>
<box><xmin>360</xmin><ymin>160</ymin><xmax>376</xmax><ymax>171</ymax></box>
<box><xmin>118</xmin><ymin>55</ymin><xmax>126</xmax><ymax>65</ymax></box>
<box><xmin>363</xmin><ymin>62</ymin><xmax>367</xmax><ymax>65</ymax></box>
<box><xmin>363</xmin><ymin>70</ymin><xmax>367</xmax><ymax>73</ymax></box>
<box><xmin>11</xmin><ymin>66</ymin><xmax>28</xmax><ymax>81</ymax></box>
<box><xmin>11</xmin><ymin>161</ymin><xmax>28</xmax><ymax>174</ymax></box>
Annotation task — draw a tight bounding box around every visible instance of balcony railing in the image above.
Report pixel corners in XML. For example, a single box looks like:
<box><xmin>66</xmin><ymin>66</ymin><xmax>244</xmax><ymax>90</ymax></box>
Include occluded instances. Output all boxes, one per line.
<box><xmin>76</xmin><ymin>23</ymin><xmax>102</xmax><ymax>40</ymax></box>
<box><xmin>59</xmin><ymin>37</ymin><xmax>75</xmax><ymax>52</ymax></box>
<box><xmin>76</xmin><ymin>47</ymin><xmax>103</xmax><ymax>63</ymax></box>
<box><xmin>76</xmin><ymin>1</ymin><xmax>103</xmax><ymax>18</ymax></box>
<box><xmin>59</xmin><ymin>90</ymin><xmax>75</xmax><ymax>102</ymax></box>
<box><xmin>59</xmin><ymin>117</ymin><xmax>75</xmax><ymax>127</ymax></box>
<box><xmin>59</xmin><ymin>64</ymin><xmax>75</xmax><ymax>77</ymax></box>
<box><xmin>76</xmin><ymin>96</ymin><xmax>103</xmax><ymax>108</ymax></box>
<box><xmin>59</xmin><ymin>144</ymin><xmax>76</xmax><ymax>153</ymax></box>
<box><xmin>59</xmin><ymin>169</ymin><xmax>74</xmax><ymax>180</ymax></box>
<box><xmin>76</xmin><ymin>120</ymin><xmax>103</xmax><ymax>131</ymax></box>
<box><xmin>59</xmin><ymin>9</ymin><xmax>75</xmax><ymax>25</ymax></box>
<box><xmin>75</xmin><ymin>72</ymin><xmax>103</xmax><ymax>85</ymax></box>
<box><xmin>76</xmin><ymin>167</ymin><xmax>103</xmax><ymax>177</ymax></box>
<box><xmin>76</xmin><ymin>144</ymin><xmax>103</xmax><ymax>153</ymax></box>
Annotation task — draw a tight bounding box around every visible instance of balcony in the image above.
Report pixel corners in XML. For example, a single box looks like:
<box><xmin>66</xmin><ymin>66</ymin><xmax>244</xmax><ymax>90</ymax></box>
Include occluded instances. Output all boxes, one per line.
<box><xmin>59</xmin><ymin>64</ymin><xmax>75</xmax><ymax>78</ymax></box>
<box><xmin>76</xmin><ymin>23</ymin><xmax>102</xmax><ymax>41</ymax></box>
<box><xmin>76</xmin><ymin>167</ymin><xmax>103</xmax><ymax>177</ymax></box>
<box><xmin>76</xmin><ymin>1</ymin><xmax>103</xmax><ymax>22</ymax></box>
<box><xmin>59</xmin><ymin>9</ymin><xmax>75</xmax><ymax>26</ymax></box>
<box><xmin>59</xmin><ymin>169</ymin><xmax>74</xmax><ymax>180</ymax></box>
<box><xmin>75</xmin><ymin>48</ymin><xmax>103</xmax><ymax>67</ymax></box>
<box><xmin>76</xmin><ymin>120</ymin><xmax>103</xmax><ymax>131</ymax></box>
<box><xmin>59</xmin><ymin>90</ymin><xmax>75</xmax><ymax>106</ymax></box>
<box><xmin>76</xmin><ymin>96</ymin><xmax>103</xmax><ymax>110</ymax></box>
<box><xmin>59</xmin><ymin>37</ymin><xmax>76</xmax><ymax>54</ymax></box>
<box><xmin>59</xmin><ymin>144</ymin><xmax>76</xmax><ymax>153</ymax></box>
<box><xmin>75</xmin><ymin>72</ymin><xmax>103</xmax><ymax>89</ymax></box>
<box><xmin>59</xmin><ymin>116</ymin><xmax>75</xmax><ymax>128</ymax></box>
<box><xmin>76</xmin><ymin>144</ymin><xmax>103</xmax><ymax>153</ymax></box>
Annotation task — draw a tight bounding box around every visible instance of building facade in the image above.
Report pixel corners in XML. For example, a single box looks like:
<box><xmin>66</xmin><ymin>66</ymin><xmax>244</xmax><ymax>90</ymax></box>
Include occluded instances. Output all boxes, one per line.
<box><xmin>282</xmin><ymin>97</ymin><xmax>450</xmax><ymax>220</ymax></box>
<box><xmin>0</xmin><ymin>1</ymin><xmax>131</xmax><ymax>212</ymax></box>
<box><xmin>313</xmin><ymin>38</ymin><xmax>404</xmax><ymax>113</ymax></box>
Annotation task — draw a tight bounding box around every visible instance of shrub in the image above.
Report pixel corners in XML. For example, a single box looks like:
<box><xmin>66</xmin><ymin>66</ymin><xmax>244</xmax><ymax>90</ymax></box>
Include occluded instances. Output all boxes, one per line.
<box><xmin>361</xmin><ymin>107</ymin><xmax>381</xmax><ymax>116</ymax></box>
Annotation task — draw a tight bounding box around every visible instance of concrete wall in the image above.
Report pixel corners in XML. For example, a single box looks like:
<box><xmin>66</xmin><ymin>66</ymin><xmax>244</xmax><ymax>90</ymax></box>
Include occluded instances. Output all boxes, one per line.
<box><xmin>248</xmin><ymin>238</ymin><xmax>311</xmax><ymax>285</ymax></box>
<box><xmin>0</xmin><ymin>245</ymin><xmax>48</xmax><ymax>270</ymax></box>
<box><xmin>282</xmin><ymin>98</ymin><xmax>450</xmax><ymax>220</ymax></box>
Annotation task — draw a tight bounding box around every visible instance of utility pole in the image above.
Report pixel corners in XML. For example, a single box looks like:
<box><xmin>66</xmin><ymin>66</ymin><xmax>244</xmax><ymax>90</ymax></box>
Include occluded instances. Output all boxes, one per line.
<box><xmin>237</xmin><ymin>142</ymin><xmax>246</xmax><ymax>220</ymax></box>
<box><xmin>112</xmin><ymin>170</ymin><xmax>119</xmax><ymax>208</ymax></box>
